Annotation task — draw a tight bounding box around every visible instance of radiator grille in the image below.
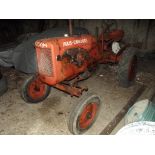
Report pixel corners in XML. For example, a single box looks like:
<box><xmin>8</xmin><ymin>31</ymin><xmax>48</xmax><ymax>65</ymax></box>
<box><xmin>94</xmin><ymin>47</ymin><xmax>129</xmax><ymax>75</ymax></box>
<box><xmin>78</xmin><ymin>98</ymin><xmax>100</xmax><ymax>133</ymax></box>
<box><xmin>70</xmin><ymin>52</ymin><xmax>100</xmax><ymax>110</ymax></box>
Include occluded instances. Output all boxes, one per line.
<box><xmin>37</xmin><ymin>48</ymin><xmax>53</xmax><ymax>76</ymax></box>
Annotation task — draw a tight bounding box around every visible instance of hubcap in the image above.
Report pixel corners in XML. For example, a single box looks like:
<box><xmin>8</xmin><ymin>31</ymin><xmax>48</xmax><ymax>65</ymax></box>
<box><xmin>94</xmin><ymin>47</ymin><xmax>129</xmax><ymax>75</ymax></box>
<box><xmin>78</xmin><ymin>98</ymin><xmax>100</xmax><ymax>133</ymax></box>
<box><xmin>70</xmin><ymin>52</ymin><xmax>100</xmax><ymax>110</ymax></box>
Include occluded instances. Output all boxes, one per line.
<box><xmin>28</xmin><ymin>78</ymin><xmax>46</xmax><ymax>100</ymax></box>
<box><xmin>79</xmin><ymin>102</ymin><xmax>98</xmax><ymax>130</ymax></box>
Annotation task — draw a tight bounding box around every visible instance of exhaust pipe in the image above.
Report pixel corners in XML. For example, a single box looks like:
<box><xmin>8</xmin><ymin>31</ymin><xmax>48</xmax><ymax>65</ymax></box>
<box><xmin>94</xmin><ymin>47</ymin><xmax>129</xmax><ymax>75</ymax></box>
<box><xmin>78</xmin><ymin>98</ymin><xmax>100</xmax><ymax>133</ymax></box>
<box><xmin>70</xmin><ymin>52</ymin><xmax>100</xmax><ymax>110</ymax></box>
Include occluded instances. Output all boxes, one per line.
<box><xmin>69</xmin><ymin>19</ymin><xmax>73</xmax><ymax>36</ymax></box>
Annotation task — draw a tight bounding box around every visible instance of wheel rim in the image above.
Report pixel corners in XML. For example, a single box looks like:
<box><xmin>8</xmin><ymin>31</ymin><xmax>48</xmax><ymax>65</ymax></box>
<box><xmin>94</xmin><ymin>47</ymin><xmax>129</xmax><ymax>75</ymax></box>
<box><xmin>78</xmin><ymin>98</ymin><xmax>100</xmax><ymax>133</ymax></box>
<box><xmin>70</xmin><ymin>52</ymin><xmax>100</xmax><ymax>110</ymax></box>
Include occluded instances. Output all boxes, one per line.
<box><xmin>28</xmin><ymin>78</ymin><xmax>46</xmax><ymax>100</ymax></box>
<box><xmin>128</xmin><ymin>56</ymin><xmax>137</xmax><ymax>81</ymax></box>
<box><xmin>78</xmin><ymin>102</ymin><xmax>98</xmax><ymax>130</ymax></box>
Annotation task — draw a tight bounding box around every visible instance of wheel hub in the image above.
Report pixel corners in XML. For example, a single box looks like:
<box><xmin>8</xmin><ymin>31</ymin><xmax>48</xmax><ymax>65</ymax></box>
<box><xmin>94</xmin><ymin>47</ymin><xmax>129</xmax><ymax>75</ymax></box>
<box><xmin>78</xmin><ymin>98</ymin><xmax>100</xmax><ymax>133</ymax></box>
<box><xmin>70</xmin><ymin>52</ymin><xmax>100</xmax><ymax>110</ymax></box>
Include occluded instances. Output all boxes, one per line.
<box><xmin>79</xmin><ymin>103</ymin><xmax>98</xmax><ymax>130</ymax></box>
<box><xmin>86</xmin><ymin>112</ymin><xmax>92</xmax><ymax>119</ymax></box>
<box><xmin>28</xmin><ymin>78</ymin><xmax>46</xmax><ymax>100</ymax></box>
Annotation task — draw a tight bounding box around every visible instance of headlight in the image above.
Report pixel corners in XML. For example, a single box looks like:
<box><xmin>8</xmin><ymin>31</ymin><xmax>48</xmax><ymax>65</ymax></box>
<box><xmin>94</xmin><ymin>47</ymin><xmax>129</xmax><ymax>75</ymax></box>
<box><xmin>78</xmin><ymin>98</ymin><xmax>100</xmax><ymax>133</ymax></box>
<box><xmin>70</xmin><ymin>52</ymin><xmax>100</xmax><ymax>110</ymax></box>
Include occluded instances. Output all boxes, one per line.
<box><xmin>112</xmin><ymin>41</ymin><xmax>121</xmax><ymax>54</ymax></box>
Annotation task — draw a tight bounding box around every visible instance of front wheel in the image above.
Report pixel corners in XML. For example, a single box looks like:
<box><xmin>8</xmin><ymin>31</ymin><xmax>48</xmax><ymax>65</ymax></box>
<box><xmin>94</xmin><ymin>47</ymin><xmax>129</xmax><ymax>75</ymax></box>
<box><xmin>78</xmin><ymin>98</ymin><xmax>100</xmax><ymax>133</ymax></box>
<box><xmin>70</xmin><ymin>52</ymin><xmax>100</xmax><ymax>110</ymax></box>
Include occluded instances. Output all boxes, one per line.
<box><xmin>68</xmin><ymin>93</ymin><xmax>102</xmax><ymax>135</ymax></box>
<box><xmin>21</xmin><ymin>75</ymin><xmax>51</xmax><ymax>103</ymax></box>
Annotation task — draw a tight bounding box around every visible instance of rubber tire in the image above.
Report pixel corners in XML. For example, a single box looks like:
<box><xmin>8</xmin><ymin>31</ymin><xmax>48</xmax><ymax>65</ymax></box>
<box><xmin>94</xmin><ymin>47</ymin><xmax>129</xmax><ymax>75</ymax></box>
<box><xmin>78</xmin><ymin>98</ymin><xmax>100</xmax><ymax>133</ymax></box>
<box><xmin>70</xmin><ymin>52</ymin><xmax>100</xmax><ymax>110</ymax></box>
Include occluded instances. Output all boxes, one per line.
<box><xmin>21</xmin><ymin>75</ymin><xmax>51</xmax><ymax>104</ymax></box>
<box><xmin>0</xmin><ymin>74</ymin><xmax>8</xmax><ymax>96</ymax></box>
<box><xmin>118</xmin><ymin>47</ymin><xmax>138</xmax><ymax>88</ymax></box>
<box><xmin>68</xmin><ymin>93</ymin><xmax>102</xmax><ymax>135</ymax></box>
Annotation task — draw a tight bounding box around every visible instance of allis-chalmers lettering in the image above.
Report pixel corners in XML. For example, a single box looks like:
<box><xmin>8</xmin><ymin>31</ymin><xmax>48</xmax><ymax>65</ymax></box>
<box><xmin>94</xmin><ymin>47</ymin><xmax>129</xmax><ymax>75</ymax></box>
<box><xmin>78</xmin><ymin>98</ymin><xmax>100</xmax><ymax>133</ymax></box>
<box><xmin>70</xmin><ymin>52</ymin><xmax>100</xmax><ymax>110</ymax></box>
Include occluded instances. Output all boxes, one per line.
<box><xmin>36</xmin><ymin>42</ymin><xmax>48</xmax><ymax>48</ymax></box>
<box><xmin>63</xmin><ymin>38</ymin><xmax>88</xmax><ymax>47</ymax></box>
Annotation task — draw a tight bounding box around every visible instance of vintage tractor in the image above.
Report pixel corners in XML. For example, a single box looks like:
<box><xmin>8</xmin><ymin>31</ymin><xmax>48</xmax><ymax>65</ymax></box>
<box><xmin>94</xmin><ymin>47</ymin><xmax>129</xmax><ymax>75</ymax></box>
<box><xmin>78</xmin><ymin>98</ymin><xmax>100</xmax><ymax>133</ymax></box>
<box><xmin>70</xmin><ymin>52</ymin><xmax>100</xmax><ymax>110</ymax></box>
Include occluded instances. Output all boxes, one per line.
<box><xmin>21</xmin><ymin>20</ymin><xmax>138</xmax><ymax>134</ymax></box>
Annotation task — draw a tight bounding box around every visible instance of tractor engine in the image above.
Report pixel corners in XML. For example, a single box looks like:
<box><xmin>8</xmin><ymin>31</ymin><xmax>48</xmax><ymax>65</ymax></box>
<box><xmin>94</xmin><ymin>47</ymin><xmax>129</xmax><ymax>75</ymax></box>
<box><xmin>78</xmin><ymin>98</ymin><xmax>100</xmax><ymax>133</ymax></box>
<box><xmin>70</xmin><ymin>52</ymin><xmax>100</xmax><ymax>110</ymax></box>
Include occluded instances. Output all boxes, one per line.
<box><xmin>35</xmin><ymin>34</ymin><xmax>102</xmax><ymax>86</ymax></box>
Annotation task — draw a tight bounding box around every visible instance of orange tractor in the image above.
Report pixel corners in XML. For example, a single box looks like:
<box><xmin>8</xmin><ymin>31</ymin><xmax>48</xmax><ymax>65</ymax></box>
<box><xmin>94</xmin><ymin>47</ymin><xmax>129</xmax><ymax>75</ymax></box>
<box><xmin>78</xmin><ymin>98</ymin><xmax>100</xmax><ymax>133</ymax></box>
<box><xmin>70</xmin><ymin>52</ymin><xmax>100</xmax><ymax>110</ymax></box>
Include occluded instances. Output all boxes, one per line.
<box><xmin>21</xmin><ymin>21</ymin><xmax>138</xmax><ymax>134</ymax></box>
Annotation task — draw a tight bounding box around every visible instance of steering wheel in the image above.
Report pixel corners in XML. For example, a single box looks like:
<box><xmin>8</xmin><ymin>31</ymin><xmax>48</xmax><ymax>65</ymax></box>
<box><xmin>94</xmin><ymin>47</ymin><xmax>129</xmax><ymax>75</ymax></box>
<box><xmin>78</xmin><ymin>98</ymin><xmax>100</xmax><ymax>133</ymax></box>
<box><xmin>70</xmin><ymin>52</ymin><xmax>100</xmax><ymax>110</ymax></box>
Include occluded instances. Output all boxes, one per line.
<box><xmin>102</xmin><ymin>19</ymin><xmax>118</xmax><ymax>33</ymax></box>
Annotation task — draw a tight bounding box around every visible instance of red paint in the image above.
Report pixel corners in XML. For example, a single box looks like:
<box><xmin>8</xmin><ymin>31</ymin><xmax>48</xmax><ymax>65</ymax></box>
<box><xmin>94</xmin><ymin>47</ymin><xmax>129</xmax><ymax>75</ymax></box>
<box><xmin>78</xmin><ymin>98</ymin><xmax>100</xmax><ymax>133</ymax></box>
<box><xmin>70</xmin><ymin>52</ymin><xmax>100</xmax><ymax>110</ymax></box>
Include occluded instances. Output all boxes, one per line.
<box><xmin>28</xmin><ymin>77</ymin><xmax>46</xmax><ymax>100</ymax></box>
<box><xmin>36</xmin><ymin>35</ymin><xmax>101</xmax><ymax>86</ymax></box>
<box><xmin>35</xmin><ymin>29</ymin><xmax>125</xmax><ymax>97</ymax></box>
<box><xmin>79</xmin><ymin>103</ymin><xmax>98</xmax><ymax>130</ymax></box>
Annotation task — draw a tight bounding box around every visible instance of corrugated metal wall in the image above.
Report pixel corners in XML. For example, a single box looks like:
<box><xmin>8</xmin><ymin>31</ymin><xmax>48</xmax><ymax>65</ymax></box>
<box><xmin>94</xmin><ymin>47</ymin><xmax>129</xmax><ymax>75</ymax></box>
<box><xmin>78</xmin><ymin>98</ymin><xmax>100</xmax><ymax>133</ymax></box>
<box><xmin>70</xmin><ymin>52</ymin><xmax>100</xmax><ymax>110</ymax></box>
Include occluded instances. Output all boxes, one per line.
<box><xmin>74</xmin><ymin>19</ymin><xmax>155</xmax><ymax>51</ymax></box>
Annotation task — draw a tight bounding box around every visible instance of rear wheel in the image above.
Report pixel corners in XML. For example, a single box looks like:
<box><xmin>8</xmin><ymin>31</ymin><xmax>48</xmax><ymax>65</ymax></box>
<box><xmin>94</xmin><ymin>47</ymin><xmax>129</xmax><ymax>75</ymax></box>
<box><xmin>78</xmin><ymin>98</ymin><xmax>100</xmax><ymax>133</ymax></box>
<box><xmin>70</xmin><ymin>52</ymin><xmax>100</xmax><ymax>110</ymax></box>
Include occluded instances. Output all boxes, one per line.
<box><xmin>68</xmin><ymin>93</ymin><xmax>102</xmax><ymax>135</ymax></box>
<box><xmin>21</xmin><ymin>75</ymin><xmax>51</xmax><ymax>103</ymax></box>
<box><xmin>118</xmin><ymin>47</ymin><xmax>138</xmax><ymax>88</ymax></box>
<box><xmin>0</xmin><ymin>74</ymin><xmax>8</xmax><ymax>96</ymax></box>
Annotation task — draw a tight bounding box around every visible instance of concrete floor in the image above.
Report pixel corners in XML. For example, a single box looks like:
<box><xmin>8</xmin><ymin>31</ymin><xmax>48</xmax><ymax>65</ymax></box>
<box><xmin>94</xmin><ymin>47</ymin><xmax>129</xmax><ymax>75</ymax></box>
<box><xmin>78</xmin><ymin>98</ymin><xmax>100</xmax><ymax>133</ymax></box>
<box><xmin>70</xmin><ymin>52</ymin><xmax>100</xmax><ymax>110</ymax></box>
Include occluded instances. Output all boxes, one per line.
<box><xmin>111</xmin><ymin>87</ymin><xmax>155</xmax><ymax>134</ymax></box>
<box><xmin>111</xmin><ymin>58</ymin><xmax>155</xmax><ymax>134</ymax></box>
<box><xmin>0</xmin><ymin>58</ymin><xmax>155</xmax><ymax>135</ymax></box>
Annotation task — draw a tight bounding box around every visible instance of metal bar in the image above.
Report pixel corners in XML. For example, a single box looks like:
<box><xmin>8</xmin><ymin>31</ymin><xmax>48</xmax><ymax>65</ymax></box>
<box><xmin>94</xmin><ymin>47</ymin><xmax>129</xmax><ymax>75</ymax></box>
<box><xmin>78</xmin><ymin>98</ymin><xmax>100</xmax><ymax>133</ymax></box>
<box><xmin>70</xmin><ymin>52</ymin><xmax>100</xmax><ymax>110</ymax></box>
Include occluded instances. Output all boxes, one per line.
<box><xmin>54</xmin><ymin>83</ymin><xmax>82</xmax><ymax>97</ymax></box>
<box><xmin>100</xmin><ymin>84</ymin><xmax>146</xmax><ymax>135</ymax></box>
